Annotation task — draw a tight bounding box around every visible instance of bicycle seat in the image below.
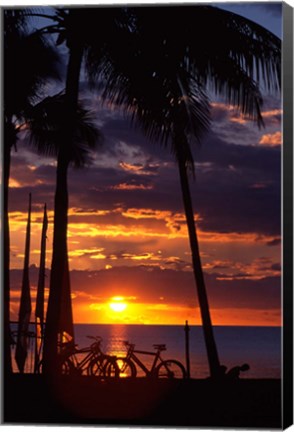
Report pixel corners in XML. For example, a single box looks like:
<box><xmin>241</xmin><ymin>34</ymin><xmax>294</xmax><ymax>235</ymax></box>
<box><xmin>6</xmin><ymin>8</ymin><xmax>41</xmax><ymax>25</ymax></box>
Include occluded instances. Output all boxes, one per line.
<box><xmin>153</xmin><ymin>344</ymin><xmax>166</xmax><ymax>351</ymax></box>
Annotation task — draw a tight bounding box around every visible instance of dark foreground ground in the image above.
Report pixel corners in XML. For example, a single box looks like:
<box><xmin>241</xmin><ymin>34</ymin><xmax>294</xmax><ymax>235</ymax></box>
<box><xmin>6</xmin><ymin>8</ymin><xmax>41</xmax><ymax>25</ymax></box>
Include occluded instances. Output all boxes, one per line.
<box><xmin>3</xmin><ymin>374</ymin><xmax>281</xmax><ymax>428</ymax></box>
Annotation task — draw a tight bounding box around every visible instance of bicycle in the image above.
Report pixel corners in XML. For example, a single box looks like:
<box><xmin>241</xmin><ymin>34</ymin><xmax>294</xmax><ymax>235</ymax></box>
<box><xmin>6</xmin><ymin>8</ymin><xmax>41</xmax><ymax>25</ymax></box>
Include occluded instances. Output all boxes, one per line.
<box><xmin>38</xmin><ymin>336</ymin><xmax>119</xmax><ymax>378</ymax></box>
<box><xmin>114</xmin><ymin>341</ymin><xmax>186</xmax><ymax>379</ymax></box>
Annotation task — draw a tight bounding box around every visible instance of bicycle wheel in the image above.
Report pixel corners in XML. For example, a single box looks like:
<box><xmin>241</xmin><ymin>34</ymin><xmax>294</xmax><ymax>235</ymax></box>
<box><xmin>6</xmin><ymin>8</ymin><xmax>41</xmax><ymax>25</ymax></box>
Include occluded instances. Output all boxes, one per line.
<box><xmin>105</xmin><ymin>357</ymin><xmax>120</xmax><ymax>378</ymax></box>
<box><xmin>88</xmin><ymin>355</ymin><xmax>110</xmax><ymax>377</ymax></box>
<box><xmin>156</xmin><ymin>360</ymin><xmax>186</xmax><ymax>379</ymax></box>
<box><xmin>61</xmin><ymin>358</ymin><xmax>75</xmax><ymax>375</ymax></box>
<box><xmin>115</xmin><ymin>357</ymin><xmax>137</xmax><ymax>378</ymax></box>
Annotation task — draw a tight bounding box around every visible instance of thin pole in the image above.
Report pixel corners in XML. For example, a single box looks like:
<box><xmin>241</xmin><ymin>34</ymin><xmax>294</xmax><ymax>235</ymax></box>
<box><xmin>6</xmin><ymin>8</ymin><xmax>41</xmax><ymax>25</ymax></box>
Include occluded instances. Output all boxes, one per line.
<box><xmin>184</xmin><ymin>320</ymin><xmax>191</xmax><ymax>379</ymax></box>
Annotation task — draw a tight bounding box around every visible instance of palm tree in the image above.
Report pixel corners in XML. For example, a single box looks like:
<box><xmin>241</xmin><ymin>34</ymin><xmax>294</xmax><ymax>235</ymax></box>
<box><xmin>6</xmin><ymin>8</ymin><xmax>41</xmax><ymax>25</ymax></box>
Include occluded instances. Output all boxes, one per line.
<box><xmin>23</xmin><ymin>6</ymin><xmax>132</xmax><ymax>372</ymax></box>
<box><xmin>3</xmin><ymin>10</ymin><xmax>59</xmax><ymax>374</ymax></box>
<box><xmin>93</xmin><ymin>5</ymin><xmax>281</xmax><ymax>378</ymax></box>
<box><xmin>27</xmin><ymin>93</ymin><xmax>101</xmax><ymax>373</ymax></box>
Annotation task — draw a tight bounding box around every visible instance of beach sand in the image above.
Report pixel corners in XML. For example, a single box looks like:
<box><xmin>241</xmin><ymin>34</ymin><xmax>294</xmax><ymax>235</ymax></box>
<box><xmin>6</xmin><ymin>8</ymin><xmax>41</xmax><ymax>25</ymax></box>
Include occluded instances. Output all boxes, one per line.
<box><xmin>4</xmin><ymin>374</ymin><xmax>281</xmax><ymax>428</ymax></box>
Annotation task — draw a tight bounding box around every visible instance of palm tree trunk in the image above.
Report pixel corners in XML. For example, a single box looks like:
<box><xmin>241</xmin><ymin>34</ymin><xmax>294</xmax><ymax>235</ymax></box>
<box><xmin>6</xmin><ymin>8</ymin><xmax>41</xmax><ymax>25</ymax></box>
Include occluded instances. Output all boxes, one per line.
<box><xmin>43</xmin><ymin>40</ymin><xmax>83</xmax><ymax>375</ymax></box>
<box><xmin>177</xmin><ymin>148</ymin><xmax>221</xmax><ymax>378</ymax></box>
<box><xmin>3</xmin><ymin>124</ymin><xmax>13</xmax><ymax>374</ymax></box>
<box><xmin>43</xmin><ymin>154</ymin><xmax>70</xmax><ymax>374</ymax></box>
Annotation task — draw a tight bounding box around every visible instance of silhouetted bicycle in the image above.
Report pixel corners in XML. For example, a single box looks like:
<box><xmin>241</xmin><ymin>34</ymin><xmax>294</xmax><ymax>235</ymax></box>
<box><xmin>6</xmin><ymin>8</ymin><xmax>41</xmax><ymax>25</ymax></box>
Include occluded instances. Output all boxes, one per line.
<box><xmin>62</xmin><ymin>336</ymin><xmax>119</xmax><ymax>377</ymax></box>
<box><xmin>115</xmin><ymin>341</ymin><xmax>186</xmax><ymax>379</ymax></box>
<box><xmin>39</xmin><ymin>336</ymin><xmax>119</xmax><ymax>377</ymax></box>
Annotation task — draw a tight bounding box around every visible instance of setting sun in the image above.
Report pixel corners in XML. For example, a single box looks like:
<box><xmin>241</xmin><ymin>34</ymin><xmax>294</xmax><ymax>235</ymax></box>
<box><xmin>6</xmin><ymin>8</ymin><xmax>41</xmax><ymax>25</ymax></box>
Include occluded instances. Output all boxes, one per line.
<box><xmin>109</xmin><ymin>296</ymin><xmax>127</xmax><ymax>313</ymax></box>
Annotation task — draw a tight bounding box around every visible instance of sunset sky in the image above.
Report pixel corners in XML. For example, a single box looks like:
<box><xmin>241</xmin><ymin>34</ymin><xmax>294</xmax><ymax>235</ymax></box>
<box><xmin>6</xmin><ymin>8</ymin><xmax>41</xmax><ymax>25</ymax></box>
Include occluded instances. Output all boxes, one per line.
<box><xmin>8</xmin><ymin>3</ymin><xmax>282</xmax><ymax>326</ymax></box>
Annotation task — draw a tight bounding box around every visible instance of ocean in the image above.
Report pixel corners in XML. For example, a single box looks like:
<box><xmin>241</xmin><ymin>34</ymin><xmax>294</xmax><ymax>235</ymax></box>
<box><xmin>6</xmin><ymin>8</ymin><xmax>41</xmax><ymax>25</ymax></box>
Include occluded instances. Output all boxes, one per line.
<box><xmin>74</xmin><ymin>324</ymin><xmax>281</xmax><ymax>379</ymax></box>
<box><xmin>11</xmin><ymin>324</ymin><xmax>281</xmax><ymax>378</ymax></box>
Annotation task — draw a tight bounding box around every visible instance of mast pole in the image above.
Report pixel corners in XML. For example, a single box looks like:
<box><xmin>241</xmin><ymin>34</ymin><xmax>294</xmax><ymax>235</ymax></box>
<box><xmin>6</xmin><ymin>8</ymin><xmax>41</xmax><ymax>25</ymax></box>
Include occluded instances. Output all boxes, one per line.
<box><xmin>34</xmin><ymin>203</ymin><xmax>48</xmax><ymax>373</ymax></box>
<box><xmin>15</xmin><ymin>193</ymin><xmax>32</xmax><ymax>373</ymax></box>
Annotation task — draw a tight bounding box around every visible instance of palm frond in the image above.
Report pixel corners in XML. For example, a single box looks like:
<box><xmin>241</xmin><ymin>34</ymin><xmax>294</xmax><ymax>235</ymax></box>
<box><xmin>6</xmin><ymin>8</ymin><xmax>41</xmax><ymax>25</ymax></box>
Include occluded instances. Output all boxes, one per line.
<box><xmin>95</xmin><ymin>5</ymin><xmax>280</xmax><ymax>167</ymax></box>
<box><xmin>27</xmin><ymin>93</ymin><xmax>102</xmax><ymax>167</ymax></box>
<box><xmin>129</xmin><ymin>5</ymin><xmax>281</xmax><ymax>119</ymax></box>
<box><xmin>4</xmin><ymin>15</ymin><xmax>61</xmax><ymax>120</ymax></box>
<box><xmin>3</xmin><ymin>9</ymin><xmax>32</xmax><ymax>34</ymax></box>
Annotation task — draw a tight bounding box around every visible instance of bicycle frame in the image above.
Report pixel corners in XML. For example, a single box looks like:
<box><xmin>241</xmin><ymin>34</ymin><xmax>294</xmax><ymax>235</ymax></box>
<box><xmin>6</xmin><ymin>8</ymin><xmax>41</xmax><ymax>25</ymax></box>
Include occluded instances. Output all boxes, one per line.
<box><xmin>60</xmin><ymin>337</ymin><xmax>104</xmax><ymax>373</ymax></box>
<box><xmin>126</xmin><ymin>347</ymin><xmax>163</xmax><ymax>375</ymax></box>
<box><xmin>68</xmin><ymin>347</ymin><xmax>95</xmax><ymax>372</ymax></box>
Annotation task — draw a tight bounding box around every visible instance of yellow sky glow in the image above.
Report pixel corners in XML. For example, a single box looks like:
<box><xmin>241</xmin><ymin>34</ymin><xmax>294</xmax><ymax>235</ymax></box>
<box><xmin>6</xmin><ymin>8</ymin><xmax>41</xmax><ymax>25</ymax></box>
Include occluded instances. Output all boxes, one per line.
<box><xmin>72</xmin><ymin>299</ymin><xmax>281</xmax><ymax>326</ymax></box>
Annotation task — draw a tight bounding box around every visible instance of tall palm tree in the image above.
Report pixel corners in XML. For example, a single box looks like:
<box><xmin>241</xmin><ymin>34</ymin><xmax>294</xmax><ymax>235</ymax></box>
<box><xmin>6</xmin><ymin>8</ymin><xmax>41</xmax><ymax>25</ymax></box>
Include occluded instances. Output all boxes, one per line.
<box><xmin>27</xmin><ymin>93</ymin><xmax>101</xmax><ymax>373</ymax></box>
<box><xmin>24</xmin><ymin>6</ymin><xmax>132</xmax><ymax>372</ymax></box>
<box><xmin>92</xmin><ymin>5</ymin><xmax>281</xmax><ymax>377</ymax></box>
<box><xmin>3</xmin><ymin>10</ymin><xmax>59</xmax><ymax>374</ymax></box>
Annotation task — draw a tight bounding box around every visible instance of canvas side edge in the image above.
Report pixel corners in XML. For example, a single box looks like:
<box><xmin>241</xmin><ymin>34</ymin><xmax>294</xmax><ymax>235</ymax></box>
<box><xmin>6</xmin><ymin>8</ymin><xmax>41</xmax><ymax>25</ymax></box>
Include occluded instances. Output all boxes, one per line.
<box><xmin>282</xmin><ymin>1</ymin><xmax>294</xmax><ymax>430</ymax></box>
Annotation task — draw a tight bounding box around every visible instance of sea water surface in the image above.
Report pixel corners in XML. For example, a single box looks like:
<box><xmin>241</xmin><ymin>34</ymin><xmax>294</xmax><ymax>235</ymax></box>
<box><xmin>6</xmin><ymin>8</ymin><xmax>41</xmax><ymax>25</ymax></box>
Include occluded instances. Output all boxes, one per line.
<box><xmin>11</xmin><ymin>324</ymin><xmax>281</xmax><ymax>378</ymax></box>
<box><xmin>74</xmin><ymin>324</ymin><xmax>281</xmax><ymax>379</ymax></box>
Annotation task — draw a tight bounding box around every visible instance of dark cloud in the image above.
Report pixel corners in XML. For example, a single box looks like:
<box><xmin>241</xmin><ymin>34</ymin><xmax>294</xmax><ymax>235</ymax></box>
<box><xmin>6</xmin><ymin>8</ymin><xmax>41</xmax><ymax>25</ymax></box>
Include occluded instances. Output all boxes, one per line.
<box><xmin>10</xmin><ymin>265</ymin><xmax>281</xmax><ymax>312</ymax></box>
<box><xmin>69</xmin><ymin>129</ymin><xmax>281</xmax><ymax>236</ymax></box>
<box><xmin>189</xmin><ymin>131</ymin><xmax>281</xmax><ymax>236</ymax></box>
<box><xmin>9</xmin><ymin>91</ymin><xmax>281</xmax><ymax>238</ymax></box>
<box><xmin>271</xmin><ymin>263</ymin><xmax>281</xmax><ymax>272</ymax></box>
<box><xmin>266</xmin><ymin>238</ymin><xmax>281</xmax><ymax>247</ymax></box>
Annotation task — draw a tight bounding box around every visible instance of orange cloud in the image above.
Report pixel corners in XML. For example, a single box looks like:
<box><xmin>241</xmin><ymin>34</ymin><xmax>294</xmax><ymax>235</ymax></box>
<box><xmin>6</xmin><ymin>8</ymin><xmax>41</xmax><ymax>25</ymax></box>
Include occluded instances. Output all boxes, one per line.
<box><xmin>230</xmin><ymin>116</ymin><xmax>248</xmax><ymax>125</ymax></box>
<box><xmin>67</xmin><ymin>223</ymin><xmax>175</xmax><ymax>239</ymax></box>
<box><xmin>211</xmin><ymin>102</ymin><xmax>282</xmax><ymax>129</ymax></box>
<box><xmin>110</xmin><ymin>182</ymin><xmax>153</xmax><ymax>191</ymax></box>
<box><xmin>259</xmin><ymin>131</ymin><xmax>282</xmax><ymax>147</ymax></box>
<box><xmin>122</xmin><ymin>208</ymin><xmax>170</xmax><ymax>220</ymax></box>
<box><xmin>9</xmin><ymin>204</ymin><xmax>281</xmax><ymax>272</ymax></box>
<box><xmin>211</xmin><ymin>102</ymin><xmax>250</xmax><ymax>125</ymax></box>
<box><xmin>119</xmin><ymin>162</ymin><xmax>143</xmax><ymax>172</ymax></box>
<box><xmin>68</xmin><ymin>247</ymin><xmax>105</xmax><ymax>258</ymax></box>
<box><xmin>250</xmin><ymin>182</ymin><xmax>269</xmax><ymax>189</ymax></box>
<box><xmin>262</xmin><ymin>109</ymin><xmax>282</xmax><ymax>117</ymax></box>
<box><xmin>122</xmin><ymin>252</ymin><xmax>158</xmax><ymax>261</ymax></box>
<box><xmin>122</xmin><ymin>208</ymin><xmax>201</xmax><ymax>234</ymax></box>
<box><xmin>261</xmin><ymin>109</ymin><xmax>282</xmax><ymax>122</ymax></box>
<box><xmin>119</xmin><ymin>161</ymin><xmax>160</xmax><ymax>175</ymax></box>
<box><xmin>68</xmin><ymin>208</ymin><xmax>111</xmax><ymax>217</ymax></box>
<box><xmin>90</xmin><ymin>253</ymin><xmax>107</xmax><ymax>260</ymax></box>
<box><xmin>9</xmin><ymin>178</ymin><xmax>22</xmax><ymax>188</ymax></box>
<box><xmin>10</xmin><ymin>207</ymin><xmax>275</xmax><ymax>249</ymax></box>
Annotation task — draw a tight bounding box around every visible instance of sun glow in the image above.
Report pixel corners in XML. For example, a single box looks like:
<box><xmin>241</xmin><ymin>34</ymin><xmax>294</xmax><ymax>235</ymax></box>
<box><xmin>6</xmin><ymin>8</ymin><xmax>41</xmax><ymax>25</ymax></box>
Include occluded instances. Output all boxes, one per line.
<box><xmin>109</xmin><ymin>296</ymin><xmax>127</xmax><ymax>313</ymax></box>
